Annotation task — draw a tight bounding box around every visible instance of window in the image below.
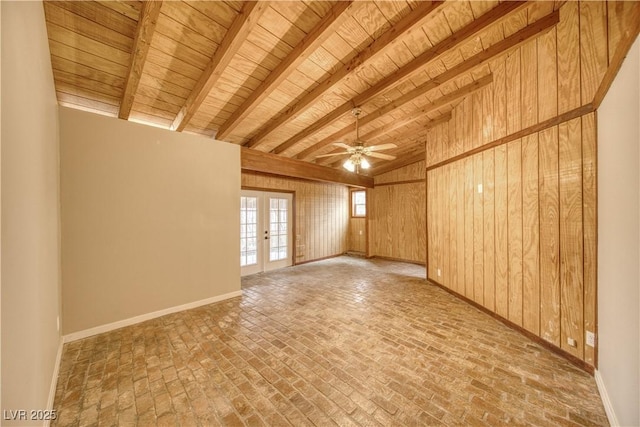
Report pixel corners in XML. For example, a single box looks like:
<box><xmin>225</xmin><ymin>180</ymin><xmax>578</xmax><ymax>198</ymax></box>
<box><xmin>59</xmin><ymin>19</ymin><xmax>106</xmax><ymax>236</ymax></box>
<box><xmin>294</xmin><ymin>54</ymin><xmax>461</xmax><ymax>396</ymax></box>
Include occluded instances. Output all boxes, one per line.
<box><xmin>352</xmin><ymin>190</ymin><xmax>366</xmax><ymax>217</ymax></box>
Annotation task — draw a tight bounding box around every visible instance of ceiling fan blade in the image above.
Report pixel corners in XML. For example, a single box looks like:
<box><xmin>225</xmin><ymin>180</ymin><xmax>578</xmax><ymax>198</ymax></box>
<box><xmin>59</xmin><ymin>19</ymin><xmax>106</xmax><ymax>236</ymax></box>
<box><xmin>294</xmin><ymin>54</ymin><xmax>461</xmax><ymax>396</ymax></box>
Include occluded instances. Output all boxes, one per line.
<box><xmin>315</xmin><ymin>152</ymin><xmax>349</xmax><ymax>158</ymax></box>
<box><xmin>367</xmin><ymin>152</ymin><xmax>396</xmax><ymax>160</ymax></box>
<box><xmin>367</xmin><ymin>143</ymin><xmax>397</xmax><ymax>151</ymax></box>
<box><xmin>332</xmin><ymin>142</ymin><xmax>352</xmax><ymax>150</ymax></box>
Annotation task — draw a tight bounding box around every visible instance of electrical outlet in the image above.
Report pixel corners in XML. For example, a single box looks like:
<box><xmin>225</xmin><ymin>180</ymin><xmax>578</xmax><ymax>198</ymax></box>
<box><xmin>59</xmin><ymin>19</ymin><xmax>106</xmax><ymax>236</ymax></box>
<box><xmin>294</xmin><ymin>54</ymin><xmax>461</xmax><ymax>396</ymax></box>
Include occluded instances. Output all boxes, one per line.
<box><xmin>57</xmin><ymin>316</ymin><xmax>60</xmax><ymax>332</ymax></box>
<box><xmin>567</xmin><ymin>337</ymin><xmax>577</xmax><ymax>347</ymax></box>
<box><xmin>586</xmin><ymin>331</ymin><xmax>596</xmax><ymax>347</ymax></box>
<box><xmin>477</xmin><ymin>183</ymin><xmax>483</xmax><ymax>193</ymax></box>
<box><xmin>437</xmin><ymin>268</ymin><xmax>441</xmax><ymax>277</ymax></box>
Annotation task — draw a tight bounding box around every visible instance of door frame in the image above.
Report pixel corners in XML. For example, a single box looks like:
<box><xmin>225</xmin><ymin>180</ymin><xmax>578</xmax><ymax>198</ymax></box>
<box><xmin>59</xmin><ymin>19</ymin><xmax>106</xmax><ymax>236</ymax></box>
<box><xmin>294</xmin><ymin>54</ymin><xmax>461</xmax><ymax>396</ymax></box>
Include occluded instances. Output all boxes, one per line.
<box><xmin>241</xmin><ymin>187</ymin><xmax>296</xmax><ymax>275</ymax></box>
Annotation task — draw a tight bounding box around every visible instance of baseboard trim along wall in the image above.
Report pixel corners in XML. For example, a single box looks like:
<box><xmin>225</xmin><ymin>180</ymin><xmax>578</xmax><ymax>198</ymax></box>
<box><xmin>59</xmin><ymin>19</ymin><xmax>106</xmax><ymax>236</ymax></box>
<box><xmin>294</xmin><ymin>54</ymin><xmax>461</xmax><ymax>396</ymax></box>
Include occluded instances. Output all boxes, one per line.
<box><xmin>62</xmin><ymin>291</ymin><xmax>243</xmax><ymax>343</ymax></box>
<box><xmin>46</xmin><ymin>337</ymin><xmax>64</xmax><ymax>426</ymax></box>
<box><xmin>594</xmin><ymin>370</ymin><xmax>619</xmax><ymax>426</ymax></box>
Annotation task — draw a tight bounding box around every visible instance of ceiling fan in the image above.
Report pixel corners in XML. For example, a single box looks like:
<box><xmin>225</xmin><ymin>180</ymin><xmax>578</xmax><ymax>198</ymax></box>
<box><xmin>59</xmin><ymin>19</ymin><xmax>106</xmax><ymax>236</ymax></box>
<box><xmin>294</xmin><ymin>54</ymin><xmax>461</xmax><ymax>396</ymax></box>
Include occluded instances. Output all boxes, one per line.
<box><xmin>315</xmin><ymin>108</ymin><xmax>397</xmax><ymax>173</ymax></box>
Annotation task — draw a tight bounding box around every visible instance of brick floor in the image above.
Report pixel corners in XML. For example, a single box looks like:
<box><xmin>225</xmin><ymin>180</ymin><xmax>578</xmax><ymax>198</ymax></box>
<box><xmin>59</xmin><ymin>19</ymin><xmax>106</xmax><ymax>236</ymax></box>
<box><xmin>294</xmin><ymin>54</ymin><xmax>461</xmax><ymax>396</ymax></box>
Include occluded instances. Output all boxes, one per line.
<box><xmin>52</xmin><ymin>256</ymin><xmax>608</xmax><ymax>426</ymax></box>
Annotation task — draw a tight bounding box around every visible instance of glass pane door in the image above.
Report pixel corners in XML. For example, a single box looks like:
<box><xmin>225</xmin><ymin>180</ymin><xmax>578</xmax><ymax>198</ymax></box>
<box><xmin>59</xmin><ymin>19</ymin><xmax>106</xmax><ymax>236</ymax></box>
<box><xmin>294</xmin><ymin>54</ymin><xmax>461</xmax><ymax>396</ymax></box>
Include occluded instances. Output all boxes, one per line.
<box><xmin>240</xmin><ymin>190</ymin><xmax>292</xmax><ymax>276</ymax></box>
<box><xmin>240</xmin><ymin>196</ymin><xmax>258</xmax><ymax>266</ymax></box>
<box><xmin>269</xmin><ymin>197</ymin><xmax>288</xmax><ymax>261</ymax></box>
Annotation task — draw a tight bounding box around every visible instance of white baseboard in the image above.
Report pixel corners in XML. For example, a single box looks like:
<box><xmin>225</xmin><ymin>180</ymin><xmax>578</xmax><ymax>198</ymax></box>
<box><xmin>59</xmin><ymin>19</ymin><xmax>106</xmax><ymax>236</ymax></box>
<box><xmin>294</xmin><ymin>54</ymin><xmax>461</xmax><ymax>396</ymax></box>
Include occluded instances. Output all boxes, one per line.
<box><xmin>62</xmin><ymin>290</ymin><xmax>243</xmax><ymax>343</ymax></box>
<box><xmin>46</xmin><ymin>337</ymin><xmax>64</xmax><ymax>427</ymax></box>
<box><xmin>595</xmin><ymin>369</ymin><xmax>619</xmax><ymax>426</ymax></box>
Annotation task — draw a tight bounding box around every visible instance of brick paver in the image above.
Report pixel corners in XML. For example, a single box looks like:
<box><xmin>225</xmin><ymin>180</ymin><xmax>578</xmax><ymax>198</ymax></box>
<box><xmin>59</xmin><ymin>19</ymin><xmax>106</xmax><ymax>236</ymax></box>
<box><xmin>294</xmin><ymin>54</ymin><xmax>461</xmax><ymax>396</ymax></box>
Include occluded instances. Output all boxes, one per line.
<box><xmin>52</xmin><ymin>256</ymin><xmax>608</xmax><ymax>426</ymax></box>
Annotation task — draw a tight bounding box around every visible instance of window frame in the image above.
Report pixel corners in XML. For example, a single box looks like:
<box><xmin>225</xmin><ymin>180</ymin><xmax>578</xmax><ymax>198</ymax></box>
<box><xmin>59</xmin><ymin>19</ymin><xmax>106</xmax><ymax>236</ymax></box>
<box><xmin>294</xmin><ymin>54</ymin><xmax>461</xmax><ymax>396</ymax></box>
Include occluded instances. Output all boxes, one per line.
<box><xmin>351</xmin><ymin>190</ymin><xmax>367</xmax><ymax>218</ymax></box>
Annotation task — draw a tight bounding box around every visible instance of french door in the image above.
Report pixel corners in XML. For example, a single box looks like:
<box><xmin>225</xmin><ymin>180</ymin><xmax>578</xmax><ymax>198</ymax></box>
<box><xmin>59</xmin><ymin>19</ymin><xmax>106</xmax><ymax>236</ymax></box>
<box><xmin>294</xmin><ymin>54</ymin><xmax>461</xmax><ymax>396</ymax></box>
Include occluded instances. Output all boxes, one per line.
<box><xmin>240</xmin><ymin>190</ymin><xmax>293</xmax><ymax>276</ymax></box>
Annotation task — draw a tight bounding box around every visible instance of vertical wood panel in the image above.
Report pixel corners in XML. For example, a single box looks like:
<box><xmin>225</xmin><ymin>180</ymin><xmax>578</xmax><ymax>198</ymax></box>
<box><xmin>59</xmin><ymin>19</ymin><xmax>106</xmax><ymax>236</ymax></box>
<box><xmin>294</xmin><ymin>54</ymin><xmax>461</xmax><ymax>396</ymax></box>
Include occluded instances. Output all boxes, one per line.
<box><xmin>580</xmin><ymin>1</ymin><xmax>608</xmax><ymax>104</ymax></box>
<box><xmin>372</xmin><ymin>181</ymin><xmax>426</xmax><ymax>265</ymax></box>
<box><xmin>473</xmin><ymin>154</ymin><xmax>484</xmax><ymax>304</ymax></box>
<box><xmin>449</xmin><ymin>162</ymin><xmax>458</xmax><ymax>292</ymax></box>
<box><xmin>537</xmin><ymin>28</ymin><xmax>558</xmax><ymax>121</ymax></box>
<box><xmin>481</xmin><ymin>86</ymin><xmax>493</xmax><ymax>145</ymax></box>
<box><xmin>521</xmin><ymin>39</ymin><xmax>538</xmax><ymax>128</ymax></box>
<box><xmin>435</xmin><ymin>169</ymin><xmax>443</xmax><ymax>275</ymax></box>
<box><xmin>492</xmin><ymin>61</ymin><xmax>507</xmax><ymax>140</ymax></box>
<box><xmin>349</xmin><ymin>218</ymin><xmax>366</xmax><ymax>253</ymax></box>
<box><xmin>522</xmin><ymin>134</ymin><xmax>540</xmax><ymax>335</ymax></box>
<box><xmin>456</xmin><ymin>162</ymin><xmax>466</xmax><ymax>295</ymax></box>
<box><xmin>427</xmin><ymin>171</ymin><xmax>436</xmax><ymax>279</ymax></box>
<box><xmin>440</xmin><ymin>167</ymin><xmax>449</xmax><ymax>282</ymax></box>
<box><xmin>582</xmin><ymin>113</ymin><xmax>597</xmax><ymax>365</ymax></box>
<box><xmin>464</xmin><ymin>157</ymin><xmax>474</xmax><ymax>298</ymax></box>
<box><xmin>539</xmin><ymin>127</ymin><xmax>560</xmax><ymax>346</ymax></box>
<box><xmin>439</xmin><ymin>166</ymin><xmax>447</xmax><ymax>285</ymax></box>
<box><xmin>607</xmin><ymin>1</ymin><xmax>639</xmax><ymax>65</ymax></box>
<box><xmin>505</xmin><ymin>52</ymin><xmax>521</xmax><ymax>135</ymax></box>
<box><xmin>494</xmin><ymin>145</ymin><xmax>509</xmax><ymax>318</ymax></box>
<box><xmin>559</xmin><ymin>118</ymin><xmax>584</xmax><ymax>358</ymax></box>
<box><xmin>483</xmin><ymin>149</ymin><xmax>495</xmax><ymax>312</ymax></box>
<box><xmin>472</xmin><ymin>91</ymin><xmax>483</xmax><ymax>149</ymax></box>
<box><xmin>507</xmin><ymin>139</ymin><xmax>523</xmax><ymax>326</ymax></box>
<box><xmin>557</xmin><ymin>1</ymin><xmax>581</xmax><ymax>114</ymax></box>
<box><xmin>463</xmin><ymin>97</ymin><xmax>473</xmax><ymax>153</ymax></box>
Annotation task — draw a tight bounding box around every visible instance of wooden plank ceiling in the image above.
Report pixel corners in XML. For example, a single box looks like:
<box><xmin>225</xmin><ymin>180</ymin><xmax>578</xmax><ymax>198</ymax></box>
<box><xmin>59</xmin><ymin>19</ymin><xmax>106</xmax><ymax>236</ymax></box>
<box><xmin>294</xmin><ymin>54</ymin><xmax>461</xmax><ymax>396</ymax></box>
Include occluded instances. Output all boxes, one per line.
<box><xmin>43</xmin><ymin>0</ymin><xmax>562</xmax><ymax>183</ymax></box>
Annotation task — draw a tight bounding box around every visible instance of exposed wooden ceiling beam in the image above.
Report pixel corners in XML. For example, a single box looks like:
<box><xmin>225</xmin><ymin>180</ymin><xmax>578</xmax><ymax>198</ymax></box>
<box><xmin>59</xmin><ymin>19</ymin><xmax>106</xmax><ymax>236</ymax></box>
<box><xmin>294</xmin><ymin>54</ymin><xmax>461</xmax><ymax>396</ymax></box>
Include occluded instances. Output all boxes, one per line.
<box><xmin>362</xmin><ymin>111</ymin><xmax>452</xmax><ymax>143</ymax></box>
<box><xmin>118</xmin><ymin>0</ymin><xmax>162</xmax><ymax>120</ymax></box>
<box><xmin>216</xmin><ymin>1</ymin><xmax>354</xmax><ymax>141</ymax></box>
<box><xmin>372</xmin><ymin>150</ymin><xmax>426</xmax><ymax>176</ymax></box>
<box><xmin>270</xmin><ymin>0</ymin><xmax>530</xmax><ymax>155</ymax></box>
<box><xmin>299</xmin><ymin>73</ymin><xmax>494</xmax><ymax>161</ymax></box>
<box><xmin>246</xmin><ymin>0</ymin><xmax>447</xmax><ymax>149</ymax></box>
<box><xmin>241</xmin><ymin>148</ymin><xmax>373</xmax><ymax>188</ymax></box>
<box><xmin>297</xmin><ymin>10</ymin><xmax>559</xmax><ymax>160</ymax></box>
<box><xmin>171</xmin><ymin>2</ymin><xmax>269</xmax><ymax>132</ymax></box>
<box><xmin>318</xmin><ymin>112</ymin><xmax>451</xmax><ymax>167</ymax></box>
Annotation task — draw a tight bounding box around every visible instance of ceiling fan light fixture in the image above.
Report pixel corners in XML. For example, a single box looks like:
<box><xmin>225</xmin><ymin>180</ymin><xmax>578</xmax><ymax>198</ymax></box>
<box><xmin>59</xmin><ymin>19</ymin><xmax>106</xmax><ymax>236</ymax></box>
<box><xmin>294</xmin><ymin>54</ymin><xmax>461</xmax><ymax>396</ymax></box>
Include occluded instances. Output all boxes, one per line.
<box><xmin>360</xmin><ymin>157</ymin><xmax>370</xmax><ymax>169</ymax></box>
<box><xmin>343</xmin><ymin>158</ymin><xmax>355</xmax><ymax>172</ymax></box>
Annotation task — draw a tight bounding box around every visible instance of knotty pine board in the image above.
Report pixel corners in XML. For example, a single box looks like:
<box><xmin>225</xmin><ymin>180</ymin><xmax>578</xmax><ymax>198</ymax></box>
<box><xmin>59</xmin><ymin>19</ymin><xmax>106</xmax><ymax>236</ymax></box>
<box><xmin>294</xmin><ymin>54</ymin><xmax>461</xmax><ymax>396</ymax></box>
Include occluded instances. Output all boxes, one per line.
<box><xmin>494</xmin><ymin>145</ymin><xmax>509</xmax><ymax>319</ymax></box>
<box><xmin>473</xmin><ymin>154</ymin><xmax>484</xmax><ymax>304</ymax></box>
<box><xmin>456</xmin><ymin>161</ymin><xmax>466</xmax><ymax>295</ymax></box>
<box><xmin>538</xmin><ymin>126</ymin><xmax>561</xmax><ymax>347</ymax></box>
<box><xmin>581</xmin><ymin>112</ymin><xmax>597</xmax><ymax>366</ymax></box>
<box><xmin>482</xmin><ymin>149</ymin><xmax>496</xmax><ymax>312</ymax></box>
<box><xmin>522</xmin><ymin>134</ymin><xmax>541</xmax><ymax>335</ymax></box>
<box><xmin>464</xmin><ymin>157</ymin><xmax>474</xmax><ymax>299</ymax></box>
<box><xmin>558</xmin><ymin>117</ymin><xmax>584</xmax><ymax>359</ymax></box>
<box><xmin>579</xmin><ymin>1</ymin><xmax>608</xmax><ymax>106</ymax></box>
<box><xmin>507</xmin><ymin>139</ymin><xmax>523</xmax><ymax>327</ymax></box>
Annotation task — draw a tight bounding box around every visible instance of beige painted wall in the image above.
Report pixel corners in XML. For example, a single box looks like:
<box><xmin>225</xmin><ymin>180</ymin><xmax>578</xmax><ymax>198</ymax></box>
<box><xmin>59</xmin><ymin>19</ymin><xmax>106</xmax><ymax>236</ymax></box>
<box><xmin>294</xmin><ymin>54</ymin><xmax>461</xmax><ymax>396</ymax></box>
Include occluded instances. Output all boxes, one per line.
<box><xmin>597</xmin><ymin>36</ymin><xmax>639</xmax><ymax>426</ymax></box>
<box><xmin>1</xmin><ymin>1</ymin><xmax>62</xmax><ymax>424</ymax></box>
<box><xmin>60</xmin><ymin>108</ymin><xmax>240</xmax><ymax>334</ymax></box>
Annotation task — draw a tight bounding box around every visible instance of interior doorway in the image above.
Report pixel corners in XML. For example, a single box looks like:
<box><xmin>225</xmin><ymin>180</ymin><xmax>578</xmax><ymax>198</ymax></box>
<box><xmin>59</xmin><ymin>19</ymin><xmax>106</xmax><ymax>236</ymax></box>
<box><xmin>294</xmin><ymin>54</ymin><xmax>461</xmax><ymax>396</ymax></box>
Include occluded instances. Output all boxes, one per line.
<box><xmin>240</xmin><ymin>190</ymin><xmax>293</xmax><ymax>276</ymax></box>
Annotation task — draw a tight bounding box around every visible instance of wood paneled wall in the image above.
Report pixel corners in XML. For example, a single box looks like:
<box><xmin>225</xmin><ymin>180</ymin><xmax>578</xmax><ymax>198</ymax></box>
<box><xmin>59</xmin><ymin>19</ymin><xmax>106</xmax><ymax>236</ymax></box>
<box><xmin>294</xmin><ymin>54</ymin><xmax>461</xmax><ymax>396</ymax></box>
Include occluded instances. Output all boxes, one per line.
<box><xmin>242</xmin><ymin>172</ymin><xmax>349</xmax><ymax>264</ymax></box>
<box><xmin>426</xmin><ymin>1</ymin><xmax>638</xmax><ymax>367</ymax></box>
<box><xmin>428</xmin><ymin>114</ymin><xmax>596</xmax><ymax>364</ymax></box>
<box><xmin>348</xmin><ymin>217</ymin><xmax>366</xmax><ymax>253</ymax></box>
<box><xmin>370</xmin><ymin>161</ymin><xmax>426</xmax><ymax>264</ymax></box>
